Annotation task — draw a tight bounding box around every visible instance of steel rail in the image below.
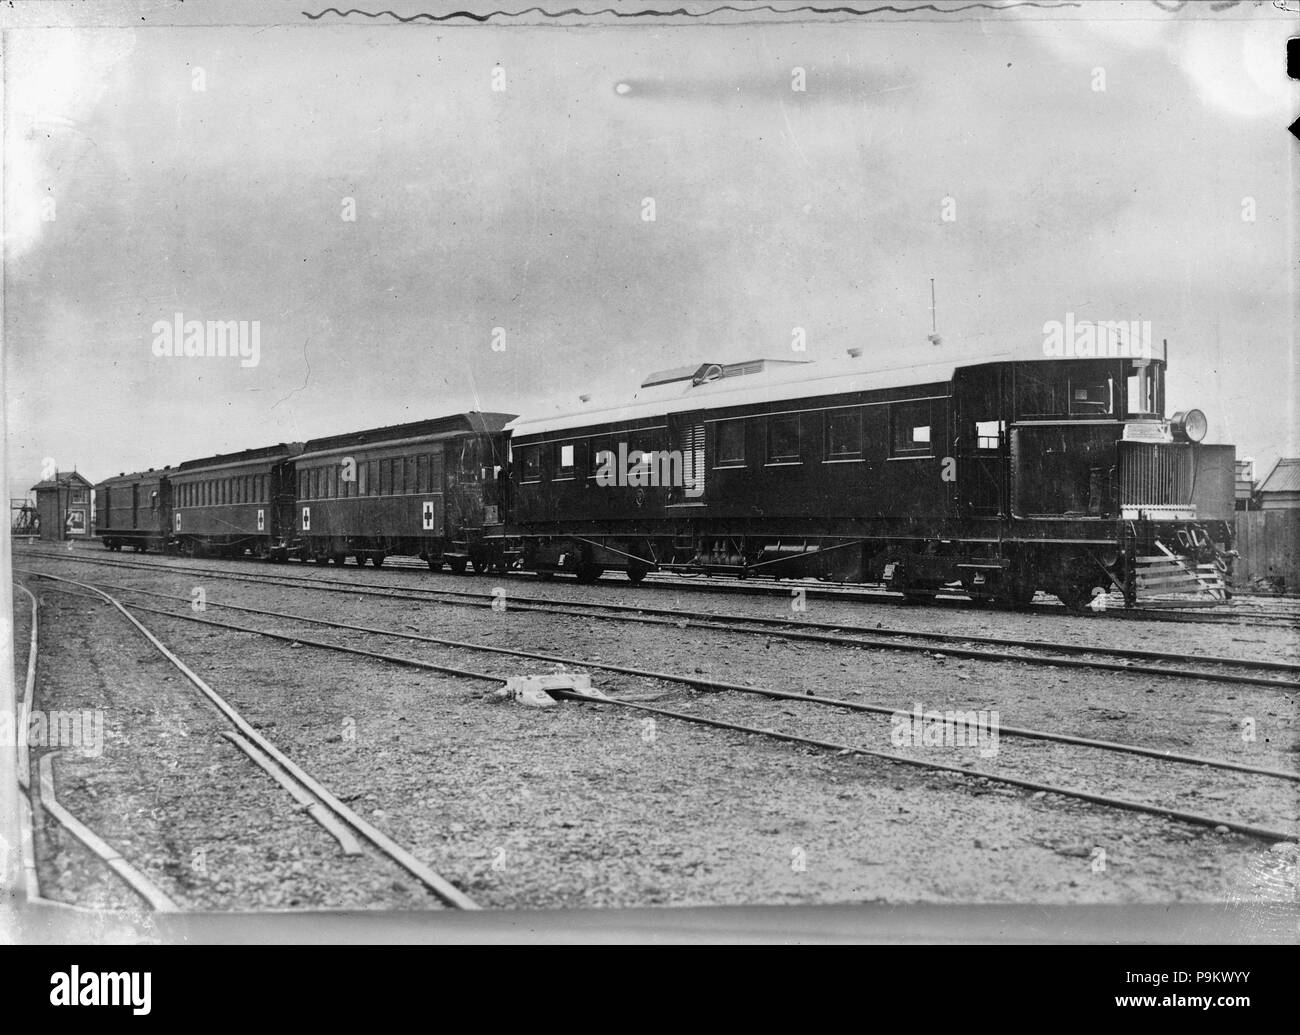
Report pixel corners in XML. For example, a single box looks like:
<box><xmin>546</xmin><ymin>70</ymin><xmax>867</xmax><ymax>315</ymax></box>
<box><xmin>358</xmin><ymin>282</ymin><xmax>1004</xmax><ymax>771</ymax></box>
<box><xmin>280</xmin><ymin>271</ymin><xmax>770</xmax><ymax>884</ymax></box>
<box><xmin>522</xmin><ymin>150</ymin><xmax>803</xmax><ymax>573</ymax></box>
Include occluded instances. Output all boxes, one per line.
<box><xmin>39</xmin><ymin>577</ymin><xmax>1300</xmax><ymax>783</ymax></box>
<box><xmin>28</xmin><ymin>574</ymin><xmax>1298</xmax><ymax>843</ymax></box>
<box><xmin>21</xmin><ymin>546</ymin><xmax>1292</xmax><ymax>629</ymax></box>
<box><xmin>15</xmin><ymin>556</ymin><xmax>1299</xmax><ymax>688</ymax></box>
<box><xmin>37</xmin><ymin>753</ymin><xmax>180</xmax><ymax>912</ymax></box>
<box><xmin>30</xmin><ymin>584</ymin><xmax>1294</xmax><ymax>845</ymax></box>
<box><xmin>24</xmin><ymin>572</ymin><xmax>478</xmax><ymax>909</ymax></box>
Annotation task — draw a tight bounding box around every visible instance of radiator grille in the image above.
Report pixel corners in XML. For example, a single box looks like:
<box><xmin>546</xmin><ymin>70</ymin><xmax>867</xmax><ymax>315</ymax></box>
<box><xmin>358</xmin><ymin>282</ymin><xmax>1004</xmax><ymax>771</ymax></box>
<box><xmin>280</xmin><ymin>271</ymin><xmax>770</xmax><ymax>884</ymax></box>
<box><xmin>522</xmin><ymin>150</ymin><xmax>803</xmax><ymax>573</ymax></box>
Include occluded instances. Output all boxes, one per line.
<box><xmin>1119</xmin><ymin>443</ymin><xmax>1193</xmax><ymax>507</ymax></box>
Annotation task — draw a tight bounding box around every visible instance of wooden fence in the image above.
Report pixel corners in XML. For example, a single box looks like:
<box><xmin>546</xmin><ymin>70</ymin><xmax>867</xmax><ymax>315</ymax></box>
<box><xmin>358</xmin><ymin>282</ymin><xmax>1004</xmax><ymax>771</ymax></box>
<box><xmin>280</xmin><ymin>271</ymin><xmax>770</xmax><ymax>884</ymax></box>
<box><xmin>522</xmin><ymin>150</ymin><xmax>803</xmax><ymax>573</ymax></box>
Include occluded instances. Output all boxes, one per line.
<box><xmin>1233</xmin><ymin>510</ymin><xmax>1300</xmax><ymax>591</ymax></box>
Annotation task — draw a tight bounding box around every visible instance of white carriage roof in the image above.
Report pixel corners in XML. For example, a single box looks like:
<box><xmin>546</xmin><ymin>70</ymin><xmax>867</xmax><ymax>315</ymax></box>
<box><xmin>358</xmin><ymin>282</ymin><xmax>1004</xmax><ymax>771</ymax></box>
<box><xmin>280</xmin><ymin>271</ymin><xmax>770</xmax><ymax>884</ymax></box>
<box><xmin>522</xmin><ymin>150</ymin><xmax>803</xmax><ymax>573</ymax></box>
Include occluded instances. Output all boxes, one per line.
<box><xmin>506</xmin><ymin>348</ymin><xmax>1005</xmax><ymax>438</ymax></box>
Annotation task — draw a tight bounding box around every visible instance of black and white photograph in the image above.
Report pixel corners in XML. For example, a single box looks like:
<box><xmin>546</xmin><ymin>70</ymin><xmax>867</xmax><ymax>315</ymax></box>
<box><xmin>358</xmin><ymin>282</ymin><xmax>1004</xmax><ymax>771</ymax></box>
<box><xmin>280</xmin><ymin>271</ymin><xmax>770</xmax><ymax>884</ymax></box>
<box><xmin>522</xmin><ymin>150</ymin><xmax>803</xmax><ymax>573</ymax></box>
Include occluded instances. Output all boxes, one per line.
<box><xmin>1</xmin><ymin>0</ymin><xmax>1297</xmax><ymax>965</ymax></box>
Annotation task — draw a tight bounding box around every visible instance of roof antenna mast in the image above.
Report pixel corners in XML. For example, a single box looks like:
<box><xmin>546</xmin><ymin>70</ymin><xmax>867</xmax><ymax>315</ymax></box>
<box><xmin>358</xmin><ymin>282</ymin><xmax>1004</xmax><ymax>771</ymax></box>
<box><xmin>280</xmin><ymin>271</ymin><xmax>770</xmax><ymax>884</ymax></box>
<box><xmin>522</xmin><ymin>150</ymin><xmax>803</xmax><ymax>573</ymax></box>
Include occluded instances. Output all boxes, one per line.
<box><xmin>927</xmin><ymin>278</ymin><xmax>942</xmax><ymax>346</ymax></box>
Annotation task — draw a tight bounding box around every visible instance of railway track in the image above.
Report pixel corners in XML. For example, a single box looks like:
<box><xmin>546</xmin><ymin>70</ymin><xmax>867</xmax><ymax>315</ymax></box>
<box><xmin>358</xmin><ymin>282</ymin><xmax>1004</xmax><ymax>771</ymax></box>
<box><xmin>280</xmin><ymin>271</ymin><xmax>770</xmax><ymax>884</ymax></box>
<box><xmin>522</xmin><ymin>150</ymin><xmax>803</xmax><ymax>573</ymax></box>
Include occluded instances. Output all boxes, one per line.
<box><xmin>22</xmin><ymin>567</ymin><xmax>1297</xmax><ymax>847</ymax></box>
<box><xmin>16</xmin><ymin>551</ymin><xmax>1300</xmax><ymax>692</ymax></box>
<box><xmin>19</xmin><ymin>543</ymin><xmax>1298</xmax><ymax>628</ymax></box>
<box><xmin>14</xmin><ymin>572</ymin><xmax>479</xmax><ymax>912</ymax></box>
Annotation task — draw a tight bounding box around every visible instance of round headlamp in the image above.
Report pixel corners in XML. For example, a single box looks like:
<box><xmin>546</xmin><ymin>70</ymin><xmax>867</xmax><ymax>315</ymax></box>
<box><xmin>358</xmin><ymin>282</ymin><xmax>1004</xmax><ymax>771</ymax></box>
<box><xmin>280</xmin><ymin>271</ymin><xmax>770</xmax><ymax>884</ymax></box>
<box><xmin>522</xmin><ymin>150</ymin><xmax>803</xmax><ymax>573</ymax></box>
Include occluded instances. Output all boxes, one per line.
<box><xmin>1170</xmin><ymin>409</ymin><xmax>1207</xmax><ymax>443</ymax></box>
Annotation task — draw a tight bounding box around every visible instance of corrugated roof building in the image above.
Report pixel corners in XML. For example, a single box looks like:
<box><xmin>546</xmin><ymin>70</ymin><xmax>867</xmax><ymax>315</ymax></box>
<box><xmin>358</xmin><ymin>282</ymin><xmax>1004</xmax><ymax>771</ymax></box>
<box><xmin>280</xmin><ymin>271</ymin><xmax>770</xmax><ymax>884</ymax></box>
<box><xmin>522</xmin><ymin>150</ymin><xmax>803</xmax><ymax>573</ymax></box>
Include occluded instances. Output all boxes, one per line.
<box><xmin>1257</xmin><ymin>458</ymin><xmax>1300</xmax><ymax>511</ymax></box>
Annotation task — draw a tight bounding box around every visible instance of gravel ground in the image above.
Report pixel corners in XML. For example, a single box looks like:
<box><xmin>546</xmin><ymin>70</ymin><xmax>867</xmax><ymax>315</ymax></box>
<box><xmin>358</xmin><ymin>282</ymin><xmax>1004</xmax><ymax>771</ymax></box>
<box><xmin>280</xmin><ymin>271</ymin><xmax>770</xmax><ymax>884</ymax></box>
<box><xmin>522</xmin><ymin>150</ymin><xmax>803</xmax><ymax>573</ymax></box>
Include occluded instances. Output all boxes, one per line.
<box><xmin>18</xmin><ymin>586</ymin><xmax>448</xmax><ymax>912</ymax></box>
<box><xmin>12</xmin><ymin>548</ymin><xmax>1299</xmax><ymax>915</ymax></box>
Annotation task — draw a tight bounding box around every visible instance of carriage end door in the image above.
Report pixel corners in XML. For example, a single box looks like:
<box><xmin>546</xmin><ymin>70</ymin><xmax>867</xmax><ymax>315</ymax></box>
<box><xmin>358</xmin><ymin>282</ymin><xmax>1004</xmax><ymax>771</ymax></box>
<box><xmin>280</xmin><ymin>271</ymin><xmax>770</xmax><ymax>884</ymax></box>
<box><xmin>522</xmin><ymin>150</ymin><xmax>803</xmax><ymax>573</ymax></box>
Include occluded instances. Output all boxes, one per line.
<box><xmin>954</xmin><ymin>367</ymin><xmax>1007</xmax><ymax>519</ymax></box>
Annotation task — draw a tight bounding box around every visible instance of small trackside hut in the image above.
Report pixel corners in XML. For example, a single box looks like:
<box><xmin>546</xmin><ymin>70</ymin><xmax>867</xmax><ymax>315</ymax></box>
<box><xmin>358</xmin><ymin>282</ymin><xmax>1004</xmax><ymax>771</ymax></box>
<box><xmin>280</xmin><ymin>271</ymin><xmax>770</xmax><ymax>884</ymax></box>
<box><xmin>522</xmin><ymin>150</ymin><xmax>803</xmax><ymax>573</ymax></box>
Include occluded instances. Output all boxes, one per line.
<box><xmin>93</xmin><ymin>469</ymin><xmax>172</xmax><ymax>551</ymax></box>
<box><xmin>31</xmin><ymin>471</ymin><xmax>95</xmax><ymax>543</ymax></box>
<box><xmin>504</xmin><ymin>349</ymin><xmax>1236</xmax><ymax>609</ymax></box>
<box><xmin>293</xmin><ymin>411</ymin><xmax>514</xmax><ymax>569</ymax></box>
<box><xmin>169</xmin><ymin>443</ymin><xmax>303</xmax><ymax>559</ymax></box>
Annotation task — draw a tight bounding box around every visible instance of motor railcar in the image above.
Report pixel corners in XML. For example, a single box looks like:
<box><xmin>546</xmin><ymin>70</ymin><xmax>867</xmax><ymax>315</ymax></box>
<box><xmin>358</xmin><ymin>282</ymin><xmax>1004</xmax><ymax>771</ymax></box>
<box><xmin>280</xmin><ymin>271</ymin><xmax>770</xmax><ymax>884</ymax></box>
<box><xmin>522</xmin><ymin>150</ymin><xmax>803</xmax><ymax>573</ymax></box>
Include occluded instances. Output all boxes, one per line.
<box><xmin>169</xmin><ymin>444</ymin><xmax>303</xmax><ymax>559</ymax></box>
<box><xmin>504</xmin><ymin>351</ymin><xmax>1236</xmax><ymax>609</ymax></box>
<box><xmin>294</xmin><ymin>412</ymin><xmax>514</xmax><ymax>569</ymax></box>
<box><xmin>93</xmin><ymin>468</ymin><xmax>172</xmax><ymax>552</ymax></box>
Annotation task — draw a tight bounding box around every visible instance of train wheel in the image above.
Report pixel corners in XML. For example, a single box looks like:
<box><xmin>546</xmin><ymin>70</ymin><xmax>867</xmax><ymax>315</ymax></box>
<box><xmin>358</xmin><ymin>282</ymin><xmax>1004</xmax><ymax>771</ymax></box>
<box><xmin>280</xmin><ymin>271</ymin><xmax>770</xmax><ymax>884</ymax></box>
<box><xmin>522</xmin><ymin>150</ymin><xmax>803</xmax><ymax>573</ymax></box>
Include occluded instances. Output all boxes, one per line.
<box><xmin>354</xmin><ymin>554</ymin><xmax>367</xmax><ymax>567</ymax></box>
<box><xmin>331</xmin><ymin>553</ymin><xmax>347</xmax><ymax>566</ymax></box>
<box><xmin>427</xmin><ymin>557</ymin><xmax>443</xmax><ymax>572</ymax></box>
<box><xmin>1056</xmin><ymin>581</ymin><xmax>1097</xmax><ymax>614</ymax></box>
<box><xmin>626</xmin><ymin>564</ymin><xmax>649</xmax><ymax>585</ymax></box>
<box><xmin>537</xmin><ymin>569</ymin><xmax>555</xmax><ymax>582</ymax></box>
<box><xmin>575</xmin><ymin>563</ymin><xmax>604</xmax><ymax>585</ymax></box>
<box><xmin>372</xmin><ymin>553</ymin><xmax>385</xmax><ymax>568</ymax></box>
<box><xmin>448</xmin><ymin>557</ymin><xmax>468</xmax><ymax>575</ymax></box>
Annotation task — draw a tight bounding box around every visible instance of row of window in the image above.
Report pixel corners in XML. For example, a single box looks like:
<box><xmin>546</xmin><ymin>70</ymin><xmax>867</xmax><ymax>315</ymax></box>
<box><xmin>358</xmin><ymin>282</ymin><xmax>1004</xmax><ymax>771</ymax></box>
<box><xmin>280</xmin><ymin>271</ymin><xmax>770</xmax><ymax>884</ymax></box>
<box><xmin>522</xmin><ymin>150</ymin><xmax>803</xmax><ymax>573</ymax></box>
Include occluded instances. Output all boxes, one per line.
<box><xmin>298</xmin><ymin>453</ymin><xmax>445</xmax><ymax>500</ymax></box>
<box><xmin>517</xmin><ymin>401</ymin><xmax>944</xmax><ymax>482</ymax></box>
<box><xmin>177</xmin><ymin>474</ymin><xmax>269</xmax><ymax>508</ymax></box>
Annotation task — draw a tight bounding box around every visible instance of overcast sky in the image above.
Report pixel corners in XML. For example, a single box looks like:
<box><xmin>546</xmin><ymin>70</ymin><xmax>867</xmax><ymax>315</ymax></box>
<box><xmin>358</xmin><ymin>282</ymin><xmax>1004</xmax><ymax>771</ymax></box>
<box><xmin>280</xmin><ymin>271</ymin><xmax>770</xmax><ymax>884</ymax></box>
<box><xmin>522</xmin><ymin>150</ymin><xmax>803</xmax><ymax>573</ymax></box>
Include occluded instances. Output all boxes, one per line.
<box><xmin>4</xmin><ymin>2</ymin><xmax>1296</xmax><ymax>500</ymax></box>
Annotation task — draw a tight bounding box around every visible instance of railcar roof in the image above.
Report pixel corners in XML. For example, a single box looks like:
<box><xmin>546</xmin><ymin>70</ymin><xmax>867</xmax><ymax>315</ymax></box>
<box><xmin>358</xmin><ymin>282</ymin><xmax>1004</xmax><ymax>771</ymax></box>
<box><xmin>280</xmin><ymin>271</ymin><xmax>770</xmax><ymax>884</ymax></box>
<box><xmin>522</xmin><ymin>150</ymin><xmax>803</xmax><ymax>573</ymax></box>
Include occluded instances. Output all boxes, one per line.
<box><xmin>506</xmin><ymin>351</ymin><xmax>993</xmax><ymax>438</ymax></box>
<box><xmin>299</xmin><ymin>411</ymin><xmax>516</xmax><ymax>455</ymax></box>
<box><xmin>507</xmin><ymin>345</ymin><xmax>1168</xmax><ymax>438</ymax></box>
<box><xmin>175</xmin><ymin>442</ymin><xmax>304</xmax><ymax>473</ymax></box>
<box><xmin>94</xmin><ymin>469</ymin><xmax>170</xmax><ymax>488</ymax></box>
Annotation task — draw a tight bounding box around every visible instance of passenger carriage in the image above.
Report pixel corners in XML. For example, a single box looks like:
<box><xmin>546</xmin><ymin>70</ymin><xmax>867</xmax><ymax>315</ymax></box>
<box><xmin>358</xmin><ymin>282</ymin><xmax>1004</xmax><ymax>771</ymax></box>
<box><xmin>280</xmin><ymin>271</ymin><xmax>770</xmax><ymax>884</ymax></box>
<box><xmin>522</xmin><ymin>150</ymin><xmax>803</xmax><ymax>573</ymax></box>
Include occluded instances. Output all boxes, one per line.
<box><xmin>293</xmin><ymin>412</ymin><xmax>514</xmax><ymax>569</ymax></box>
<box><xmin>169</xmin><ymin>444</ymin><xmax>303</xmax><ymax>559</ymax></box>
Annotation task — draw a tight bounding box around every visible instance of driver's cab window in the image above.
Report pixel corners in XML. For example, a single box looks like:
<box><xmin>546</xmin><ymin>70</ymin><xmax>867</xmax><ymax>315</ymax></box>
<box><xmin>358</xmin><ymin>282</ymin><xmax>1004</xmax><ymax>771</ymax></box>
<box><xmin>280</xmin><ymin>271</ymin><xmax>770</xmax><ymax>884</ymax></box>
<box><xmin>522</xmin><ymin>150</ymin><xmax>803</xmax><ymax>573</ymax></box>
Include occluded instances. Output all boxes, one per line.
<box><xmin>975</xmin><ymin>420</ymin><xmax>1005</xmax><ymax>450</ymax></box>
<box><xmin>1068</xmin><ymin>378</ymin><xmax>1113</xmax><ymax>416</ymax></box>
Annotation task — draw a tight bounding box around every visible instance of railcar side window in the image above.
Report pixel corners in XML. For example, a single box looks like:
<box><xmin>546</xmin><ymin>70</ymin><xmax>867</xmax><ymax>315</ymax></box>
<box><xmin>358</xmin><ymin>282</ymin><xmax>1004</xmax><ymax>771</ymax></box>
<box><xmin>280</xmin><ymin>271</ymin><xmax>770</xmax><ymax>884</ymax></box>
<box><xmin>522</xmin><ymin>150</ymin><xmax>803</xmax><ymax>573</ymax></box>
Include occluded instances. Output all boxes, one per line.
<box><xmin>520</xmin><ymin>445</ymin><xmax>542</xmax><ymax>482</ymax></box>
<box><xmin>417</xmin><ymin>454</ymin><xmax>429</xmax><ymax>492</ymax></box>
<box><xmin>405</xmin><ymin>457</ymin><xmax>418</xmax><ymax>494</ymax></box>
<box><xmin>826</xmin><ymin>410</ymin><xmax>863</xmax><ymax>459</ymax></box>
<box><xmin>767</xmin><ymin>415</ymin><xmax>800</xmax><ymax>464</ymax></box>
<box><xmin>715</xmin><ymin>420</ymin><xmax>745</xmax><ymax>466</ymax></box>
<box><xmin>368</xmin><ymin>460</ymin><xmax>379</xmax><ymax>495</ymax></box>
<box><xmin>891</xmin><ymin>400</ymin><xmax>933</xmax><ymax>457</ymax></box>
<box><xmin>557</xmin><ymin>443</ymin><xmax>575</xmax><ymax>479</ymax></box>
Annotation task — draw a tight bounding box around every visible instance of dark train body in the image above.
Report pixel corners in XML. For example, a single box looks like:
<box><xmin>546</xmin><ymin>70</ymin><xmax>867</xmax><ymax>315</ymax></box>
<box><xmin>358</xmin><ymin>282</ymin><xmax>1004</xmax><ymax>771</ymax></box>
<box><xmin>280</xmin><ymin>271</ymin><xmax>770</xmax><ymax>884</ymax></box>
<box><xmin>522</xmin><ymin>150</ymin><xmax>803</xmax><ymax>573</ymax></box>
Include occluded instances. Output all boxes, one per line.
<box><xmin>92</xmin><ymin>353</ymin><xmax>1235</xmax><ymax>610</ymax></box>
<box><xmin>293</xmin><ymin>412</ymin><xmax>512</xmax><ymax>569</ymax></box>
<box><xmin>169</xmin><ymin>444</ymin><xmax>303</xmax><ymax>559</ymax></box>
<box><xmin>93</xmin><ymin>468</ymin><xmax>172</xmax><ymax>551</ymax></box>
<box><xmin>504</xmin><ymin>353</ymin><xmax>1235</xmax><ymax>608</ymax></box>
